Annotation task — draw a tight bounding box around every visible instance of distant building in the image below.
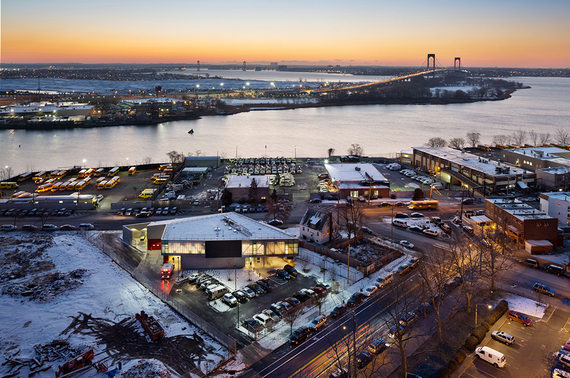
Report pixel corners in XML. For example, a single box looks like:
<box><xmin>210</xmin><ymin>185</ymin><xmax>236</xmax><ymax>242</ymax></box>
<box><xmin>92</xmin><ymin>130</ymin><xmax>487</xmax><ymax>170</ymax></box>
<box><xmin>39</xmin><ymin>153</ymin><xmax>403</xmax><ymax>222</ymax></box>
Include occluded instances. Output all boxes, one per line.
<box><xmin>184</xmin><ymin>156</ymin><xmax>220</xmax><ymax>168</ymax></box>
<box><xmin>123</xmin><ymin>212</ymin><xmax>298</xmax><ymax>269</ymax></box>
<box><xmin>225</xmin><ymin>175</ymin><xmax>270</xmax><ymax>203</ymax></box>
<box><xmin>500</xmin><ymin>147</ymin><xmax>570</xmax><ymax>171</ymax></box>
<box><xmin>536</xmin><ymin>167</ymin><xmax>570</xmax><ymax>191</ymax></box>
<box><xmin>539</xmin><ymin>191</ymin><xmax>570</xmax><ymax>226</ymax></box>
<box><xmin>325</xmin><ymin>163</ymin><xmax>390</xmax><ymax>199</ymax></box>
<box><xmin>485</xmin><ymin>198</ymin><xmax>562</xmax><ymax>252</ymax></box>
<box><xmin>299</xmin><ymin>208</ymin><xmax>334</xmax><ymax>244</ymax></box>
<box><xmin>413</xmin><ymin>147</ymin><xmax>535</xmax><ymax>195</ymax></box>
<box><xmin>181</xmin><ymin>167</ymin><xmax>209</xmax><ymax>183</ymax></box>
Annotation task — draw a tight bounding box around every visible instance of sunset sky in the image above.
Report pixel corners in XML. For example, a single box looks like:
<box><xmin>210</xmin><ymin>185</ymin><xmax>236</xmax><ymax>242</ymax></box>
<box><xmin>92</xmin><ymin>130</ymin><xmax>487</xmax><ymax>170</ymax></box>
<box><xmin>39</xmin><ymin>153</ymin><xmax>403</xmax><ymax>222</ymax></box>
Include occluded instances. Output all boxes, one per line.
<box><xmin>2</xmin><ymin>0</ymin><xmax>569</xmax><ymax>68</ymax></box>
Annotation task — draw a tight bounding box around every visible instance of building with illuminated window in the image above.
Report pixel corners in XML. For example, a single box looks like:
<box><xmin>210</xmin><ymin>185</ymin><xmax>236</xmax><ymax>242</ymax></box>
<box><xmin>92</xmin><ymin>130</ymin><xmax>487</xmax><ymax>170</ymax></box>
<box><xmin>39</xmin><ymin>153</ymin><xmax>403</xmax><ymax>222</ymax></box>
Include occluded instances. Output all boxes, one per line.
<box><xmin>123</xmin><ymin>212</ymin><xmax>298</xmax><ymax>269</ymax></box>
<box><xmin>324</xmin><ymin>163</ymin><xmax>390</xmax><ymax>200</ymax></box>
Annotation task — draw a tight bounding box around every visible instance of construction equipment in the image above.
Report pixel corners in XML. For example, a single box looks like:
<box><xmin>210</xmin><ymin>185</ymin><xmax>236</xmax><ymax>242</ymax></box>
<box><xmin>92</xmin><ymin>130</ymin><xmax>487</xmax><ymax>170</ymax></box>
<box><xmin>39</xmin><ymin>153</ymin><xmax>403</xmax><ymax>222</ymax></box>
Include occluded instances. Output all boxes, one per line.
<box><xmin>55</xmin><ymin>349</ymin><xmax>94</xmax><ymax>377</ymax></box>
<box><xmin>135</xmin><ymin>311</ymin><xmax>164</xmax><ymax>341</ymax></box>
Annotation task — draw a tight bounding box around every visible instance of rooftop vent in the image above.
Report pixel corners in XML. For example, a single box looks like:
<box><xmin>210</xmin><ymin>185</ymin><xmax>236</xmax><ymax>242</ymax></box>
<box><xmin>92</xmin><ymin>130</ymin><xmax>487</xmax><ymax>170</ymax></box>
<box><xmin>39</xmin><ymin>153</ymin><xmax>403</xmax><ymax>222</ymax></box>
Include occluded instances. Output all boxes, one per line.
<box><xmin>355</xmin><ymin>166</ymin><xmax>361</xmax><ymax>171</ymax></box>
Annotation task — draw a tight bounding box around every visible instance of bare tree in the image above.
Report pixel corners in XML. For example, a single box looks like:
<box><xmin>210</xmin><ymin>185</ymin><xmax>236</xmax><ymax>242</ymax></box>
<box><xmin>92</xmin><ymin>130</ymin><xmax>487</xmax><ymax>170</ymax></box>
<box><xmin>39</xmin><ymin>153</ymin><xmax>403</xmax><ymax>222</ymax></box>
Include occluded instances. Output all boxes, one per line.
<box><xmin>347</xmin><ymin>143</ymin><xmax>364</xmax><ymax>157</ymax></box>
<box><xmin>556</xmin><ymin>128</ymin><xmax>570</xmax><ymax>145</ymax></box>
<box><xmin>511</xmin><ymin>129</ymin><xmax>526</xmax><ymax>146</ymax></box>
<box><xmin>492</xmin><ymin>134</ymin><xmax>510</xmax><ymax>146</ymax></box>
<box><xmin>283</xmin><ymin>306</ymin><xmax>304</xmax><ymax>336</ymax></box>
<box><xmin>142</xmin><ymin>156</ymin><xmax>152</xmax><ymax>165</ymax></box>
<box><xmin>448</xmin><ymin>137</ymin><xmax>465</xmax><ymax>150</ymax></box>
<box><xmin>466</xmin><ymin>131</ymin><xmax>481</xmax><ymax>147</ymax></box>
<box><xmin>453</xmin><ymin>241</ymin><xmax>481</xmax><ymax>315</ymax></box>
<box><xmin>479</xmin><ymin>227</ymin><xmax>515</xmax><ymax>291</ymax></box>
<box><xmin>539</xmin><ymin>132</ymin><xmax>551</xmax><ymax>146</ymax></box>
<box><xmin>425</xmin><ymin>137</ymin><xmax>447</xmax><ymax>147</ymax></box>
<box><xmin>166</xmin><ymin>150</ymin><xmax>185</xmax><ymax>164</ymax></box>
<box><xmin>528</xmin><ymin>130</ymin><xmax>539</xmax><ymax>146</ymax></box>
<box><xmin>338</xmin><ymin>202</ymin><xmax>364</xmax><ymax>240</ymax></box>
<box><xmin>264</xmin><ymin>197</ymin><xmax>293</xmax><ymax>223</ymax></box>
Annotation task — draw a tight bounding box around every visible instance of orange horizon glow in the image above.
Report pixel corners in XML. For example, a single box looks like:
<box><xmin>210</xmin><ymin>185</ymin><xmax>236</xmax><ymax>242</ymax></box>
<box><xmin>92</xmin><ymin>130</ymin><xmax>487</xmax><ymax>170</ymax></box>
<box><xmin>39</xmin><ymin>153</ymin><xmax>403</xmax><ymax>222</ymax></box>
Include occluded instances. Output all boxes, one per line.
<box><xmin>2</xmin><ymin>0</ymin><xmax>569</xmax><ymax>68</ymax></box>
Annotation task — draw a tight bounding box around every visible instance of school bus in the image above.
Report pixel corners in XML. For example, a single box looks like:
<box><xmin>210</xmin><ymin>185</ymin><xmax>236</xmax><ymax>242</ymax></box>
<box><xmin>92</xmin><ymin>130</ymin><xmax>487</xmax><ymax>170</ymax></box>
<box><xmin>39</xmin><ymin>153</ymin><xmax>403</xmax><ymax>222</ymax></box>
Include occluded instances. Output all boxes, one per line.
<box><xmin>49</xmin><ymin>170</ymin><xmax>67</xmax><ymax>179</ymax></box>
<box><xmin>0</xmin><ymin>182</ymin><xmax>19</xmax><ymax>189</ymax></box>
<box><xmin>51</xmin><ymin>182</ymin><xmax>63</xmax><ymax>192</ymax></box>
<box><xmin>153</xmin><ymin>177</ymin><xmax>168</xmax><ymax>185</ymax></box>
<box><xmin>139</xmin><ymin>189</ymin><xmax>156</xmax><ymax>198</ymax></box>
<box><xmin>163</xmin><ymin>168</ymin><xmax>174</xmax><ymax>176</ymax></box>
<box><xmin>17</xmin><ymin>172</ymin><xmax>33</xmax><ymax>182</ymax></box>
<box><xmin>151</xmin><ymin>173</ymin><xmax>162</xmax><ymax>180</ymax></box>
<box><xmin>84</xmin><ymin>168</ymin><xmax>94</xmax><ymax>177</ymax></box>
<box><xmin>93</xmin><ymin>168</ymin><xmax>105</xmax><ymax>177</ymax></box>
<box><xmin>10</xmin><ymin>191</ymin><xmax>26</xmax><ymax>199</ymax></box>
<box><xmin>78</xmin><ymin>169</ymin><xmax>87</xmax><ymax>177</ymax></box>
<box><xmin>158</xmin><ymin>164</ymin><xmax>172</xmax><ymax>171</ymax></box>
<box><xmin>407</xmin><ymin>200</ymin><xmax>439</xmax><ymax>210</ymax></box>
<box><xmin>97</xmin><ymin>180</ymin><xmax>108</xmax><ymax>190</ymax></box>
<box><xmin>95</xmin><ymin>177</ymin><xmax>105</xmax><ymax>185</ymax></box>
<box><xmin>33</xmin><ymin>171</ymin><xmax>47</xmax><ymax>180</ymax></box>
<box><xmin>75</xmin><ymin>180</ymin><xmax>89</xmax><ymax>190</ymax></box>
<box><xmin>105</xmin><ymin>177</ymin><xmax>119</xmax><ymax>189</ymax></box>
<box><xmin>107</xmin><ymin>167</ymin><xmax>120</xmax><ymax>177</ymax></box>
<box><xmin>128</xmin><ymin>166</ymin><xmax>137</xmax><ymax>175</ymax></box>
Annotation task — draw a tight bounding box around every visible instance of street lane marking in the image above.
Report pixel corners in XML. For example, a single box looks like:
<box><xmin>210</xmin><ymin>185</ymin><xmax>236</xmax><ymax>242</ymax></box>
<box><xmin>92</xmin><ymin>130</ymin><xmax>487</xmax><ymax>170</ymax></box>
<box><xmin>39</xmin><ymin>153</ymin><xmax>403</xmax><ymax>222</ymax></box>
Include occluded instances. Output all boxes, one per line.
<box><xmin>540</xmin><ymin>308</ymin><xmax>556</xmax><ymax>323</ymax></box>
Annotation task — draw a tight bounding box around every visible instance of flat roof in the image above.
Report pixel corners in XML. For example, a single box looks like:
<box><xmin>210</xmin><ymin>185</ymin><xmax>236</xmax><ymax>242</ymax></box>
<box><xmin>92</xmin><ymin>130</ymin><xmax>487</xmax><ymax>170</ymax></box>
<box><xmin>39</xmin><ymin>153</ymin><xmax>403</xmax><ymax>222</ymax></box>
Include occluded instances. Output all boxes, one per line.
<box><xmin>538</xmin><ymin>167</ymin><xmax>570</xmax><ymax>174</ymax></box>
<box><xmin>505</xmin><ymin>147</ymin><xmax>570</xmax><ymax>159</ymax></box>
<box><xmin>325</xmin><ymin>163</ymin><xmax>388</xmax><ymax>184</ymax></box>
<box><xmin>154</xmin><ymin>212</ymin><xmax>295</xmax><ymax>241</ymax></box>
<box><xmin>487</xmin><ymin>198</ymin><xmax>554</xmax><ymax>221</ymax></box>
<box><xmin>182</xmin><ymin>167</ymin><xmax>209</xmax><ymax>173</ymax></box>
<box><xmin>413</xmin><ymin>147</ymin><xmax>530</xmax><ymax>177</ymax></box>
<box><xmin>226</xmin><ymin>175</ymin><xmax>270</xmax><ymax>189</ymax></box>
<box><xmin>538</xmin><ymin>192</ymin><xmax>570</xmax><ymax>201</ymax></box>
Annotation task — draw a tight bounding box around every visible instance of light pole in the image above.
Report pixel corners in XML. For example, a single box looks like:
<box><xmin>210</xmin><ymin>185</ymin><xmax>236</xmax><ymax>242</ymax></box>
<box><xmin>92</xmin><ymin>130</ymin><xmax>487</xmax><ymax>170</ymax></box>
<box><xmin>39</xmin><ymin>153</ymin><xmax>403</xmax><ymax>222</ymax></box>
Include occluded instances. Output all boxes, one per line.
<box><xmin>475</xmin><ymin>303</ymin><xmax>492</xmax><ymax>327</ymax></box>
<box><xmin>391</xmin><ymin>204</ymin><xmax>395</xmax><ymax>245</ymax></box>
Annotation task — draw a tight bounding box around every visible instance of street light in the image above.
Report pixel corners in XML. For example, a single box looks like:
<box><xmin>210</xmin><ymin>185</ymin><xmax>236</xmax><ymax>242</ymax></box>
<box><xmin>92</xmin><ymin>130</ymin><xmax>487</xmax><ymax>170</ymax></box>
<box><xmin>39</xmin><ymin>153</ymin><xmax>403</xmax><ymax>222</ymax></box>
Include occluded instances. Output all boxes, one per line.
<box><xmin>475</xmin><ymin>303</ymin><xmax>492</xmax><ymax>327</ymax></box>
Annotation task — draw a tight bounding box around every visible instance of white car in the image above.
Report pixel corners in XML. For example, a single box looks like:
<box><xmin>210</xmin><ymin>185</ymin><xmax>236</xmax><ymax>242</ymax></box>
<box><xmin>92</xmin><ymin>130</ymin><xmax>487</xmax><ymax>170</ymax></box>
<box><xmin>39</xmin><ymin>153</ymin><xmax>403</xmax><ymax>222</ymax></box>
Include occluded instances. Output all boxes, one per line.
<box><xmin>364</xmin><ymin>285</ymin><xmax>378</xmax><ymax>296</ymax></box>
<box><xmin>222</xmin><ymin>293</ymin><xmax>237</xmax><ymax>306</ymax></box>
<box><xmin>400</xmin><ymin>240</ymin><xmax>415</xmax><ymax>249</ymax></box>
<box><xmin>1</xmin><ymin>224</ymin><xmax>17</xmax><ymax>231</ymax></box>
<box><xmin>242</xmin><ymin>287</ymin><xmax>256</xmax><ymax>298</ymax></box>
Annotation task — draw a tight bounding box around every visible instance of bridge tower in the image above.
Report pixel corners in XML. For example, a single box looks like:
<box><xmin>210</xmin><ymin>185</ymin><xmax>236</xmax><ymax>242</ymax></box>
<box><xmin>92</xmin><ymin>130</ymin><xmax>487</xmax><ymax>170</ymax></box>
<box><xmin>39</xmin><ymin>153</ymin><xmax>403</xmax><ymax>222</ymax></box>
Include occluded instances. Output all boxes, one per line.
<box><xmin>243</xmin><ymin>61</ymin><xmax>246</xmax><ymax>71</ymax></box>
<box><xmin>454</xmin><ymin>57</ymin><xmax>461</xmax><ymax>71</ymax></box>
<box><xmin>427</xmin><ymin>54</ymin><xmax>436</xmax><ymax>71</ymax></box>
<box><xmin>197</xmin><ymin>60</ymin><xmax>200</xmax><ymax>71</ymax></box>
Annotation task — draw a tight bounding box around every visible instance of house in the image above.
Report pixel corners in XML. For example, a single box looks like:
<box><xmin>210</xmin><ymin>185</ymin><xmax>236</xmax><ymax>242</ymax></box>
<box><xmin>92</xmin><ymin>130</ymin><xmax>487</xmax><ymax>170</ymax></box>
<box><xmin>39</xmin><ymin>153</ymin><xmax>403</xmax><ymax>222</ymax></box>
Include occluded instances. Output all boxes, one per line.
<box><xmin>299</xmin><ymin>208</ymin><xmax>334</xmax><ymax>244</ymax></box>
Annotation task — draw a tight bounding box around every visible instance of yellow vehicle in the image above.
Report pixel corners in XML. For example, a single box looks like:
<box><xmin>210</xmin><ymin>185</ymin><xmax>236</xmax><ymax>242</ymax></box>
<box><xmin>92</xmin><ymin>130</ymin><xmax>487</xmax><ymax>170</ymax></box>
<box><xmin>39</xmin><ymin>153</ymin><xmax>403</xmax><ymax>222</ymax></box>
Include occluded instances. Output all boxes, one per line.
<box><xmin>52</xmin><ymin>170</ymin><xmax>67</xmax><ymax>179</ymax></box>
<box><xmin>151</xmin><ymin>173</ymin><xmax>162</xmax><ymax>180</ymax></box>
<box><xmin>153</xmin><ymin>177</ymin><xmax>168</xmax><ymax>185</ymax></box>
<box><xmin>78</xmin><ymin>169</ymin><xmax>87</xmax><ymax>177</ymax></box>
<box><xmin>107</xmin><ymin>167</ymin><xmax>120</xmax><ymax>177</ymax></box>
<box><xmin>97</xmin><ymin>180</ymin><xmax>108</xmax><ymax>190</ymax></box>
<box><xmin>17</xmin><ymin>172</ymin><xmax>33</xmax><ymax>182</ymax></box>
<box><xmin>128</xmin><ymin>167</ymin><xmax>137</xmax><ymax>175</ymax></box>
<box><xmin>10</xmin><ymin>191</ymin><xmax>26</xmax><ymax>199</ymax></box>
<box><xmin>93</xmin><ymin>168</ymin><xmax>105</xmax><ymax>177</ymax></box>
<box><xmin>75</xmin><ymin>180</ymin><xmax>89</xmax><ymax>190</ymax></box>
<box><xmin>158</xmin><ymin>164</ymin><xmax>172</xmax><ymax>171</ymax></box>
<box><xmin>51</xmin><ymin>182</ymin><xmax>63</xmax><ymax>192</ymax></box>
<box><xmin>139</xmin><ymin>189</ymin><xmax>157</xmax><ymax>199</ymax></box>
<box><xmin>84</xmin><ymin>168</ymin><xmax>94</xmax><ymax>177</ymax></box>
<box><xmin>0</xmin><ymin>182</ymin><xmax>19</xmax><ymax>189</ymax></box>
<box><xmin>32</xmin><ymin>171</ymin><xmax>47</xmax><ymax>180</ymax></box>
<box><xmin>407</xmin><ymin>200</ymin><xmax>439</xmax><ymax>210</ymax></box>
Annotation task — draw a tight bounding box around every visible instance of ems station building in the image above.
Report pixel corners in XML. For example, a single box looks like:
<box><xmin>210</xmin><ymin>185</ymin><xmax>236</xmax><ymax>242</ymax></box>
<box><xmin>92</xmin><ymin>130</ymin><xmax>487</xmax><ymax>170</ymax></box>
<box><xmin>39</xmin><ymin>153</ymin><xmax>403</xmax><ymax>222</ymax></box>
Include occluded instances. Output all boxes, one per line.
<box><xmin>412</xmin><ymin>147</ymin><xmax>535</xmax><ymax>195</ymax></box>
<box><xmin>123</xmin><ymin>212</ymin><xmax>298</xmax><ymax>269</ymax></box>
<box><xmin>325</xmin><ymin>163</ymin><xmax>390</xmax><ymax>199</ymax></box>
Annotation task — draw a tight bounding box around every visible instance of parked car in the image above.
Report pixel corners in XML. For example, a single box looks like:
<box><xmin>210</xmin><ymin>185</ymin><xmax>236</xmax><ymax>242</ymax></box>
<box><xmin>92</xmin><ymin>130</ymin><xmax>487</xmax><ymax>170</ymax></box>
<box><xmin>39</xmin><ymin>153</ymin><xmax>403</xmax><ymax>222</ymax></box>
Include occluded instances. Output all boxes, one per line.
<box><xmin>307</xmin><ymin>315</ymin><xmax>327</xmax><ymax>332</ymax></box>
<box><xmin>522</xmin><ymin>258</ymin><xmax>539</xmax><ymax>268</ymax></box>
<box><xmin>41</xmin><ymin>224</ymin><xmax>58</xmax><ymax>231</ymax></box>
<box><xmin>397</xmin><ymin>264</ymin><xmax>411</xmax><ymax>276</ymax></box>
<box><xmin>222</xmin><ymin>293</ymin><xmax>238</xmax><ymax>307</ymax></box>
<box><xmin>388</xmin><ymin>324</ymin><xmax>407</xmax><ymax>339</ymax></box>
<box><xmin>395</xmin><ymin>212</ymin><xmax>409</xmax><ymax>218</ymax></box>
<box><xmin>1</xmin><ymin>224</ymin><xmax>17</xmax><ymax>231</ymax></box>
<box><xmin>253</xmin><ymin>313</ymin><xmax>273</xmax><ymax>328</ymax></box>
<box><xmin>247</xmin><ymin>283</ymin><xmax>265</xmax><ymax>295</ymax></box>
<box><xmin>276</xmin><ymin>270</ymin><xmax>291</xmax><ymax>280</ymax></box>
<box><xmin>533</xmin><ymin>282</ymin><xmax>555</xmax><ymax>296</ymax></box>
<box><xmin>124</xmin><ymin>208</ymin><xmax>133</xmax><ymax>216</ymax></box>
<box><xmin>491</xmin><ymin>331</ymin><xmax>515</xmax><ymax>345</ymax></box>
<box><xmin>242</xmin><ymin>318</ymin><xmax>262</xmax><ymax>332</ymax></box>
<box><xmin>506</xmin><ymin>310</ymin><xmax>531</xmax><ymax>326</ymax></box>
<box><xmin>289</xmin><ymin>326</ymin><xmax>312</xmax><ymax>345</ymax></box>
<box><xmin>376</xmin><ymin>273</ymin><xmax>394</xmax><ymax>289</ymax></box>
<box><xmin>439</xmin><ymin>223</ymin><xmax>452</xmax><ymax>234</ymax></box>
<box><xmin>22</xmin><ymin>224</ymin><xmax>38</xmax><ymax>231</ymax></box>
<box><xmin>410</xmin><ymin>212</ymin><xmax>424</xmax><ymax>218</ymax></box>
<box><xmin>368</xmin><ymin>338</ymin><xmax>388</xmax><ymax>355</ymax></box>
<box><xmin>415</xmin><ymin>302</ymin><xmax>432</xmax><ymax>318</ymax></box>
<box><xmin>78</xmin><ymin>223</ymin><xmax>94</xmax><ymax>230</ymax></box>
<box><xmin>347</xmin><ymin>292</ymin><xmax>365</xmax><ymax>307</ymax></box>
<box><xmin>399</xmin><ymin>312</ymin><xmax>418</xmax><ymax>327</ymax></box>
<box><xmin>277</xmin><ymin>300</ymin><xmax>293</xmax><ymax>313</ymax></box>
<box><xmin>364</xmin><ymin>285</ymin><xmax>378</xmax><ymax>296</ymax></box>
<box><xmin>309</xmin><ymin>198</ymin><xmax>322</xmax><ymax>204</ymax></box>
<box><xmin>270</xmin><ymin>303</ymin><xmax>284</xmax><ymax>316</ymax></box>
<box><xmin>356</xmin><ymin>351</ymin><xmax>373</xmax><ymax>369</ymax></box>
<box><xmin>400</xmin><ymin>240</ymin><xmax>414</xmax><ymax>249</ymax></box>
<box><xmin>262</xmin><ymin>309</ymin><xmax>280</xmax><ymax>322</ymax></box>
<box><xmin>232</xmin><ymin>291</ymin><xmax>248</xmax><ymax>303</ymax></box>
<box><xmin>285</xmin><ymin>297</ymin><xmax>302</xmax><ymax>309</ymax></box>
<box><xmin>242</xmin><ymin>287</ymin><xmax>257</xmax><ymax>299</ymax></box>
<box><xmin>331</xmin><ymin>304</ymin><xmax>348</xmax><ymax>318</ymax></box>
<box><xmin>408</xmin><ymin>225</ymin><xmax>423</xmax><ymax>233</ymax></box>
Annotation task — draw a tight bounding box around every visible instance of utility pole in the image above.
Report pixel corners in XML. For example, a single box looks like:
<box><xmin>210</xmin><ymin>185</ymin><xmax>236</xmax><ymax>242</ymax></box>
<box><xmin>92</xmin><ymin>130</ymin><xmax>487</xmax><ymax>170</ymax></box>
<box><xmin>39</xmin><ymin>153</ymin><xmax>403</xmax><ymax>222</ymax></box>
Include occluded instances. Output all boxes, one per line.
<box><xmin>347</xmin><ymin>245</ymin><xmax>351</xmax><ymax>286</ymax></box>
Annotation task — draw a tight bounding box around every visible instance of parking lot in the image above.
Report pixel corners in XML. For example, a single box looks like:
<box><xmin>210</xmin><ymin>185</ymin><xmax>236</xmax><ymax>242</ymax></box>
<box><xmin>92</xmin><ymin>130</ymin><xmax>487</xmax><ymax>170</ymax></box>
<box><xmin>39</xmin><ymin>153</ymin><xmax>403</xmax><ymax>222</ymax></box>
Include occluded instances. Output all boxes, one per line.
<box><xmin>461</xmin><ymin>308</ymin><xmax>570</xmax><ymax>378</ymax></box>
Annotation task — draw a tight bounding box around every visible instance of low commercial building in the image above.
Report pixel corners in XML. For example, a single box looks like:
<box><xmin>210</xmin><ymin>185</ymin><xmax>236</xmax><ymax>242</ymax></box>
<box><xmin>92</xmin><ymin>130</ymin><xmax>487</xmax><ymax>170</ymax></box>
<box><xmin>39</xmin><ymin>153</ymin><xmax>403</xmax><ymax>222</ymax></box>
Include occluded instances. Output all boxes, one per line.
<box><xmin>299</xmin><ymin>208</ymin><xmax>334</xmax><ymax>244</ymax></box>
<box><xmin>536</xmin><ymin>167</ymin><xmax>570</xmax><ymax>191</ymax></box>
<box><xmin>500</xmin><ymin>147</ymin><xmax>570</xmax><ymax>171</ymax></box>
<box><xmin>181</xmin><ymin>167</ymin><xmax>209</xmax><ymax>183</ymax></box>
<box><xmin>324</xmin><ymin>163</ymin><xmax>389</xmax><ymax>199</ymax></box>
<box><xmin>413</xmin><ymin>147</ymin><xmax>535</xmax><ymax>195</ymax></box>
<box><xmin>485</xmin><ymin>198</ymin><xmax>562</xmax><ymax>252</ymax></box>
<box><xmin>123</xmin><ymin>212</ymin><xmax>298</xmax><ymax>269</ymax></box>
<box><xmin>225</xmin><ymin>175</ymin><xmax>270</xmax><ymax>203</ymax></box>
<box><xmin>539</xmin><ymin>191</ymin><xmax>570</xmax><ymax>226</ymax></box>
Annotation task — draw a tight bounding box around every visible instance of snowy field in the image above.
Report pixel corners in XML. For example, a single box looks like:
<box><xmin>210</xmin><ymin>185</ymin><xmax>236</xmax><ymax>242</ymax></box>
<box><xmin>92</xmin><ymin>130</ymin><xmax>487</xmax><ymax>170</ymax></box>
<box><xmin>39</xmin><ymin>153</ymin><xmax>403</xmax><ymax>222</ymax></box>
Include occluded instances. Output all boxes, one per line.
<box><xmin>0</xmin><ymin>233</ymin><xmax>227</xmax><ymax>378</ymax></box>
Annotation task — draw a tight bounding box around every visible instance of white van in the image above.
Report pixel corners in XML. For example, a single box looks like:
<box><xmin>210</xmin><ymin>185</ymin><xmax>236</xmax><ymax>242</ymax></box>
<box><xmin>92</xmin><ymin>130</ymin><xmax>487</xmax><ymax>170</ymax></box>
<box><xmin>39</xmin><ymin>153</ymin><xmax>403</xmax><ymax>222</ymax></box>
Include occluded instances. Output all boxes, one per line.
<box><xmin>393</xmin><ymin>219</ymin><xmax>408</xmax><ymax>228</ymax></box>
<box><xmin>207</xmin><ymin>285</ymin><xmax>229</xmax><ymax>300</ymax></box>
<box><xmin>475</xmin><ymin>346</ymin><xmax>506</xmax><ymax>368</ymax></box>
<box><xmin>431</xmin><ymin>182</ymin><xmax>443</xmax><ymax>190</ymax></box>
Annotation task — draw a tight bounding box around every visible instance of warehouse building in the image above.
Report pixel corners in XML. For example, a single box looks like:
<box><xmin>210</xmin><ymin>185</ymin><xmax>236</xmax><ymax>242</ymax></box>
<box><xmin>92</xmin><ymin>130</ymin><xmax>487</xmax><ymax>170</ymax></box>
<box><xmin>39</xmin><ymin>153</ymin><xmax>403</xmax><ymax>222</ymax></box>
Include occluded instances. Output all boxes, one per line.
<box><xmin>123</xmin><ymin>212</ymin><xmax>298</xmax><ymax>269</ymax></box>
<box><xmin>324</xmin><ymin>163</ymin><xmax>390</xmax><ymax>200</ymax></box>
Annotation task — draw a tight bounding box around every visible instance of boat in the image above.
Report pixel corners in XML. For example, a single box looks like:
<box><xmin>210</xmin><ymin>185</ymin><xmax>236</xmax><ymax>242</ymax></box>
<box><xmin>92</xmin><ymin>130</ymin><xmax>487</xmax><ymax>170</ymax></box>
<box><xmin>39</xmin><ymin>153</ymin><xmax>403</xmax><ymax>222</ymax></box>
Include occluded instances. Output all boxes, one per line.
<box><xmin>188</xmin><ymin>129</ymin><xmax>194</xmax><ymax>134</ymax></box>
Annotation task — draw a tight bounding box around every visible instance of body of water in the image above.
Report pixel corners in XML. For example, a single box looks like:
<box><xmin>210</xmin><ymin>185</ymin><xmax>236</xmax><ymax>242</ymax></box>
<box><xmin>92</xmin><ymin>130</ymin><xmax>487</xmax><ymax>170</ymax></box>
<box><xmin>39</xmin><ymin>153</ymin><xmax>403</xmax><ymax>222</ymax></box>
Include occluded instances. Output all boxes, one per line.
<box><xmin>0</xmin><ymin>76</ymin><xmax>568</xmax><ymax>175</ymax></box>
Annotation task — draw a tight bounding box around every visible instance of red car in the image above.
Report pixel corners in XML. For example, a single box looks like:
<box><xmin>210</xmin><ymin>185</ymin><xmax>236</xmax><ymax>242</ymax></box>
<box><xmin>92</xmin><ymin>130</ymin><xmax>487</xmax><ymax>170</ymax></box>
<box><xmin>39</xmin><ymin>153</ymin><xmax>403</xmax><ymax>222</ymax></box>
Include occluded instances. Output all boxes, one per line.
<box><xmin>507</xmin><ymin>310</ymin><xmax>531</xmax><ymax>326</ymax></box>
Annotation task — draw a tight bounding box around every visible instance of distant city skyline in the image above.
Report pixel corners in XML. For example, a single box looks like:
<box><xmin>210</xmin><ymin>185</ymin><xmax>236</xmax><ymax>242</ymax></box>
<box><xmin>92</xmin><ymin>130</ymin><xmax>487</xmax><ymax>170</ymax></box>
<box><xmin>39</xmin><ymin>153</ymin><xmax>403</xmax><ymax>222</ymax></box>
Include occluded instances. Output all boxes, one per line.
<box><xmin>2</xmin><ymin>0</ymin><xmax>569</xmax><ymax>68</ymax></box>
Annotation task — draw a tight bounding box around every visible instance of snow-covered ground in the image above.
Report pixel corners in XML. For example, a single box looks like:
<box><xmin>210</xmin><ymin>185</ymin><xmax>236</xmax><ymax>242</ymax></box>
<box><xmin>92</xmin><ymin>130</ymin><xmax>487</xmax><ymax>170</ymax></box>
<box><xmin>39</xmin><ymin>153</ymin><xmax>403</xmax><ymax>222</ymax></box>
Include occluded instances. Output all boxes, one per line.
<box><xmin>0</xmin><ymin>233</ymin><xmax>226</xmax><ymax>378</ymax></box>
<box><xmin>503</xmin><ymin>293</ymin><xmax>548</xmax><ymax>319</ymax></box>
